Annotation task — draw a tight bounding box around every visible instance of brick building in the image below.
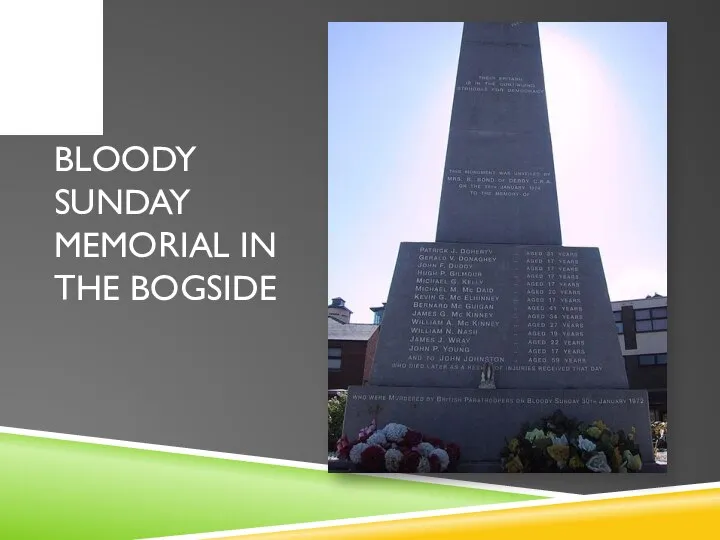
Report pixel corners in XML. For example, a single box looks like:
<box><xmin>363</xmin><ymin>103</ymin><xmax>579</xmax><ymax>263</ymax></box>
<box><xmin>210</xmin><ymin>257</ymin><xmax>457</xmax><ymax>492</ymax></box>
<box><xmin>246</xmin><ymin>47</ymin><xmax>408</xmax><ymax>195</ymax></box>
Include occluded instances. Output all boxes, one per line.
<box><xmin>328</xmin><ymin>297</ymin><xmax>352</xmax><ymax>324</ymax></box>
<box><xmin>370</xmin><ymin>303</ymin><xmax>386</xmax><ymax>325</ymax></box>
<box><xmin>328</xmin><ymin>316</ymin><xmax>379</xmax><ymax>391</ymax></box>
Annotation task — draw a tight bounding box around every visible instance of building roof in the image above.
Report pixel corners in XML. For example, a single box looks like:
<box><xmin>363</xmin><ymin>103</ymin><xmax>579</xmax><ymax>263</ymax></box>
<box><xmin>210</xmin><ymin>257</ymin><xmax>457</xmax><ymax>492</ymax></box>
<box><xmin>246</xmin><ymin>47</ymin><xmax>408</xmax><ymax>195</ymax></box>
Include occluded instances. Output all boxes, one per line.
<box><xmin>328</xmin><ymin>317</ymin><xmax>378</xmax><ymax>341</ymax></box>
<box><xmin>328</xmin><ymin>297</ymin><xmax>352</xmax><ymax>313</ymax></box>
<box><xmin>611</xmin><ymin>294</ymin><xmax>667</xmax><ymax>310</ymax></box>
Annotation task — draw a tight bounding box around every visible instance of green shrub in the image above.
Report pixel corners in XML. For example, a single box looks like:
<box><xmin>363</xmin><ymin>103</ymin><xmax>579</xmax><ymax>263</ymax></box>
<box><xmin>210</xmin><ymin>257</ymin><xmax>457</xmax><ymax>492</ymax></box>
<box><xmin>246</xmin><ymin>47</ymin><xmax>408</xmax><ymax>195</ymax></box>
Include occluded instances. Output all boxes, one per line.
<box><xmin>328</xmin><ymin>392</ymin><xmax>347</xmax><ymax>451</ymax></box>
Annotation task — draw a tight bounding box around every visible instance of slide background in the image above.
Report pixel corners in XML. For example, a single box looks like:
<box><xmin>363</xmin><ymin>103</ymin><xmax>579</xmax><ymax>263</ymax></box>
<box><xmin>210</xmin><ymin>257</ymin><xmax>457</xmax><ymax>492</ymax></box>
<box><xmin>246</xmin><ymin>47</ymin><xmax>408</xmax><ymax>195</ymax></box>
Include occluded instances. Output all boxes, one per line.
<box><xmin>0</xmin><ymin>0</ymin><xmax>707</xmax><ymax>520</ymax></box>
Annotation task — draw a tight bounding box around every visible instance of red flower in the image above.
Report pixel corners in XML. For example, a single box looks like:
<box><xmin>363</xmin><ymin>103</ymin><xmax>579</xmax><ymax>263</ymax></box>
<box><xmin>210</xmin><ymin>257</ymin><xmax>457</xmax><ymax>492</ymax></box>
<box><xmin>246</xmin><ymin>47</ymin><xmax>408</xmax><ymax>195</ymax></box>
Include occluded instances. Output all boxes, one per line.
<box><xmin>359</xmin><ymin>445</ymin><xmax>386</xmax><ymax>473</ymax></box>
<box><xmin>336</xmin><ymin>435</ymin><xmax>351</xmax><ymax>460</ymax></box>
<box><xmin>428</xmin><ymin>454</ymin><xmax>442</xmax><ymax>473</ymax></box>
<box><xmin>357</xmin><ymin>419</ymin><xmax>376</xmax><ymax>442</ymax></box>
<box><xmin>399</xmin><ymin>450</ymin><xmax>422</xmax><ymax>473</ymax></box>
<box><xmin>403</xmin><ymin>429</ymin><xmax>423</xmax><ymax>447</ymax></box>
<box><xmin>423</xmin><ymin>436</ymin><xmax>444</xmax><ymax>449</ymax></box>
<box><xmin>445</xmin><ymin>442</ymin><xmax>461</xmax><ymax>464</ymax></box>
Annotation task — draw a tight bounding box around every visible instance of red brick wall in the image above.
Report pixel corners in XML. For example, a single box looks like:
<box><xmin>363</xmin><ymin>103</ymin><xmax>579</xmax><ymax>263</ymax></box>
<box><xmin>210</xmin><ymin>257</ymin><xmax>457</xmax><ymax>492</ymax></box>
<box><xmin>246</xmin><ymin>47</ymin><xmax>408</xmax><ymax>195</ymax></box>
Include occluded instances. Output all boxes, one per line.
<box><xmin>362</xmin><ymin>327</ymin><xmax>380</xmax><ymax>384</ymax></box>
<box><xmin>328</xmin><ymin>339</ymin><xmax>369</xmax><ymax>389</ymax></box>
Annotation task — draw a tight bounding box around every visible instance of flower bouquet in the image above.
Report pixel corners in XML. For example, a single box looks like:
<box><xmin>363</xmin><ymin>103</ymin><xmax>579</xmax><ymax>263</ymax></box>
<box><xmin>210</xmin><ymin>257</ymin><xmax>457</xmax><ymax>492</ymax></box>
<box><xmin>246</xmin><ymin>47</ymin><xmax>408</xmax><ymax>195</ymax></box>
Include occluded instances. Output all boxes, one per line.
<box><xmin>500</xmin><ymin>410</ymin><xmax>643</xmax><ymax>473</ymax></box>
<box><xmin>336</xmin><ymin>420</ymin><xmax>461</xmax><ymax>473</ymax></box>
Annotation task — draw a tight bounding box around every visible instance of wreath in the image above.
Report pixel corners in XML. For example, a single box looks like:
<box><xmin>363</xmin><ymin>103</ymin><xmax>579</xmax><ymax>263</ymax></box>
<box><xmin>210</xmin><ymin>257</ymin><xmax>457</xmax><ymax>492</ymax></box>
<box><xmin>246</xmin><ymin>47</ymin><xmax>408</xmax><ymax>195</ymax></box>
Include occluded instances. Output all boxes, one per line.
<box><xmin>336</xmin><ymin>420</ymin><xmax>461</xmax><ymax>473</ymax></box>
<box><xmin>500</xmin><ymin>410</ymin><xmax>643</xmax><ymax>473</ymax></box>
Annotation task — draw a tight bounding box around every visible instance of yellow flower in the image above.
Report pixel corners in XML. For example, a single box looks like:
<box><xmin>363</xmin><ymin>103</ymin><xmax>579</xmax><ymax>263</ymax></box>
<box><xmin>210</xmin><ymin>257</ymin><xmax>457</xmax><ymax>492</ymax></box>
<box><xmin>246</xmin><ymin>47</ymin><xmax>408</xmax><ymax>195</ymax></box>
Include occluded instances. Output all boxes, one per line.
<box><xmin>505</xmin><ymin>455</ymin><xmax>524</xmax><ymax>473</ymax></box>
<box><xmin>569</xmin><ymin>456</ymin><xmax>584</xmax><ymax>469</ymax></box>
<box><xmin>623</xmin><ymin>450</ymin><xmax>643</xmax><ymax>472</ymax></box>
<box><xmin>524</xmin><ymin>428</ymin><xmax>546</xmax><ymax>443</ymax></box>
<box><xmin>508</xmin><ymin>438</ymin><xmax>519</xmax><ymax>453</ymax></box>
<box><xmin>611</xmin><ymin>447</ymin><xmax>623</xmax><ymax>469</ymax></box>
<box><xmin>586</xmin><ymin>426</ymin><xmax>602</xmax><ymax>439</ymax></box>
<box><xmin>547</xmin><ymin>444</ymin><xmax>570</xmax><ymax>466</ymax></box>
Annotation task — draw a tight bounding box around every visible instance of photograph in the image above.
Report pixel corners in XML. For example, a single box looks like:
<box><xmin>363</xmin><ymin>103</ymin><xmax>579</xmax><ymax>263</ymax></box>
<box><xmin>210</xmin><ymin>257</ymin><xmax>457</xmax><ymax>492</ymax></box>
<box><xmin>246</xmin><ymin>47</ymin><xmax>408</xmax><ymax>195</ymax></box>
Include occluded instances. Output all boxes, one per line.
<box><xmin>328</xmin><ymin>21</ymin><xmax>667</xmax><ymax>474</ymax></box>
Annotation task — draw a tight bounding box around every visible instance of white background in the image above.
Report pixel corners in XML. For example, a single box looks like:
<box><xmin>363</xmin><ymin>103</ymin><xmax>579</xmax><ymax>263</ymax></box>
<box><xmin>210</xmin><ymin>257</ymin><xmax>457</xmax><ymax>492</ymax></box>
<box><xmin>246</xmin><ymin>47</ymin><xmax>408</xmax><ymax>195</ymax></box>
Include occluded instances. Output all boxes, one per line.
<box><xmin>0</xmin><ymin>0</ymin><xmax>102</xmax><ymax>135</ymax></box>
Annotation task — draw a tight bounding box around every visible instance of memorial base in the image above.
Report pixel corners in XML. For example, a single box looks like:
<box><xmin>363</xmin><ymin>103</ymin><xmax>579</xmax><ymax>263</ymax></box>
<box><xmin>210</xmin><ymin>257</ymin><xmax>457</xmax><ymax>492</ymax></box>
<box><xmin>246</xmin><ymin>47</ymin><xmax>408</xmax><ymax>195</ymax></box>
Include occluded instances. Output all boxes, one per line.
<box><xmin>328</xmin><ymin>460</ymin><xmax>666</xmax><ymax>474</ymax></box>
<box><xmin>454</xmin><ymin>461</ymin><xmax>667</xmax><ymax>473</ymax></box>
<box><xmin>342</xmin><ymin>385</ymin><xmax>655</xmax><ymax>465</ymax></box>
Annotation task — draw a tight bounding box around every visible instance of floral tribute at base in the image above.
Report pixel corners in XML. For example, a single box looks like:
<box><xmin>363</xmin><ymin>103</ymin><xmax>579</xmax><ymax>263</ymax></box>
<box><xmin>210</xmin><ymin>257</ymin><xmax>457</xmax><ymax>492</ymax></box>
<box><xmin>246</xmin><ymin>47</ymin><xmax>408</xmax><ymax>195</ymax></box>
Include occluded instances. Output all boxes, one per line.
<box><xmin>336</xmin><ymin>420</ymin><xmax>461</xmax><ymax>473</ymax></box>
<box><xmin>500</xmin><ymin>409</ymin><xmax>644</xmax><ymax>473</ymax></box>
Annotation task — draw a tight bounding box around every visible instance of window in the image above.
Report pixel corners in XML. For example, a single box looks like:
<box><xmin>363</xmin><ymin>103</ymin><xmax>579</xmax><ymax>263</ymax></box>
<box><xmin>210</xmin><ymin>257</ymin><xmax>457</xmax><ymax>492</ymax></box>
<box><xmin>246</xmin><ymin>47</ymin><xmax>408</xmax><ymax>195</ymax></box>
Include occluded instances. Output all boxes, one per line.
<box><xmin>651</xmin><ymin>307</ymin><xmax>667</xmax><ymax>319</ymax></box>
<box><xmin>652</xmin><ymin>318</ymin><xmax>668</xmax><ymax>331</ymax></box>
<box><xmin>328</xmin><ymin>347</ymin><xmax>342</xmax><ymax>371</ymax></box>
<box><xmin>635</xmin><ymin>305</ymin><xmax>667</xmax><ymax>333</ymax></box>
<box><xmin>638</xmin><ymin>353</ymin><xmax>667</xmax><ymax>366</ymax></box>
<box><xmin>613</xmin><ymin>311</ymin><xmax>624</xmax><ymax>333</ymax></box>
<box><xmin>638</xmin><ymin>354</ymin><xmax>656</xmax><ymax>365</ymax></box>
<box><xmin>635</xmin><ymin>320</ymin><xmax>653</xmax><ymax>332</ymax></box>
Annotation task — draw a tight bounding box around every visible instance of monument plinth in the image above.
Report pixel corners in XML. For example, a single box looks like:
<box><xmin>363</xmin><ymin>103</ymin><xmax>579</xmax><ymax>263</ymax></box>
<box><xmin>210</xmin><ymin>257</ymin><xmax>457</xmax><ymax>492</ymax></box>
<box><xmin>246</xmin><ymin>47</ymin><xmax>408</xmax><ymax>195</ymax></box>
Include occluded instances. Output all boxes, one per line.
<box><xmin>370</xmin><ymin>243</ymin><xmax>629</xmax><ymax>390</ymax></box>
<box><xmin>338</xmin><ymin>22</ymin><xmax>657</xmax><ymax>472</ymax></box>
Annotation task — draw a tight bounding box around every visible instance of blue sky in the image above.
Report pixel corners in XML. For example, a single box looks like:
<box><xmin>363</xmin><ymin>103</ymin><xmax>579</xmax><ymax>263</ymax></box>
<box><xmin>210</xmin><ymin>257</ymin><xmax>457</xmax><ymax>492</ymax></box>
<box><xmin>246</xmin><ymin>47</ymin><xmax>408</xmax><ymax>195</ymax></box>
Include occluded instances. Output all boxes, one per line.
<box><xmin>328</xmin><ymin>22</ymin><xmax>667</xmax><ymax>324</ymax></box>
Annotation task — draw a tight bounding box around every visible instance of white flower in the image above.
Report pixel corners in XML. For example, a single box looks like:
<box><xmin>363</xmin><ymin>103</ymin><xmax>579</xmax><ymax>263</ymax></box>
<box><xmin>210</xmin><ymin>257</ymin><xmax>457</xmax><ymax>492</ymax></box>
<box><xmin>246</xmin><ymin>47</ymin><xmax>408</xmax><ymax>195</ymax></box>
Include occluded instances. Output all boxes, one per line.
<box><xmin>525</xmin><ymin>428</ymin><xmax>546</xmax><ymax>443</ymax></box>
<box><xmin>551</xmin><ymin>434</ymin><xmax>568</xmax><ymax>446</ymax></box>
<box><xmin>577</xmin><ymin>435</ymin><xmax>596</xmax><ymax>453</ymax></box>
<box><xmin>415</xmin><ymin>442</ymin><xmax>435</xmax><ymax>457</ymax></box>
<box><xmin>430</xmin><ymin>448</ymin><xmax>450</xmax><ymax>472</ymax></box>
<box><xmin>349</xmin><ymin>443</ymin><xmax>369</xmax><ymax>465</ymax></box>
<box><xmin>586</xmin><ymin>452</ymin><xmax>612</xmax><ymax>473</ymax></box>
<box><xmin>366</xmin><ymin>431</ymin><xmax>387</xmax><ymax>447</ymax></box>
<box><xmin>383</xmin><ymin>423</ymin><xmax>408</xmax><ymax>443</ymax></box>
<box><xmin>417</xmin><ymin>456</ymin><xmax>431</xmax><ymax>473</ymax></box>
<box><xmin>384</xmin><ymin>448</ymin><xmax>403</xmax><ymax>472</ymax></box>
